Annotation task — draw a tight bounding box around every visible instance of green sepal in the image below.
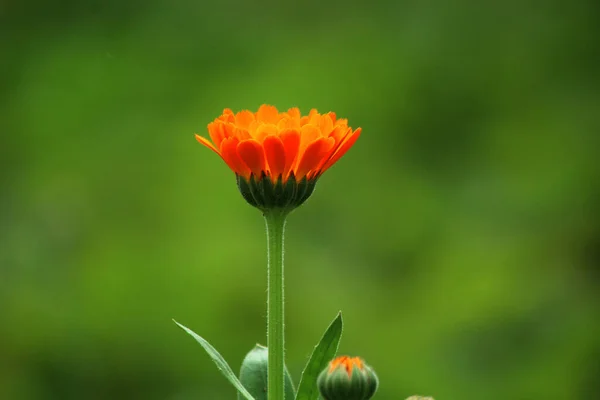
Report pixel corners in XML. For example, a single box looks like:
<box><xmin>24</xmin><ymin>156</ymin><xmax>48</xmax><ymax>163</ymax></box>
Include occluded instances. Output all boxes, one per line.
<box><xmin>237</xmin><ymin>175</ymin><xmax>259</xmax><ymax>208</ymax></box>
<box><xmin>238</xmin><ymin>344</ymin><xmax>295</xmax><ymax>400</ymax></box>
<box><xmin>298</xmin><ymin>178</ymin><xmax>317</xmax><ymax>205</ymax></box>
<box><xmin>249</xmin><ymin>174</ymin><xmax>265</xmax><ymax>204</ymax></box>
<box><xmin>273</xmin><ymin>175</ymin><xmax>285</xmax><ymax>205</ymax></box>
<box><xmin>295</xmin><ymin>176</ymin><xmax>310</xmax><ymax>202</ymax></box>
<box><xmin>261</xmin><ymin>174</ymin><xmax>276</xmax><ymax>208</ymax></box>
<box><xmin>295</xmin><ymin>312</ymin><xmax>343</xmax><ymax>400</ymax></box>
<box><xmin>282</xmin><ymin>173</ymin><xmax>298</xmax><ymax>208</ymax></box>
<box><xmin>173</xmin><ymin>320</ymin><xmax>255</xmax><ymax>400</ymax></box>
<box><xmin>235</xmin><ymin>172</ymin><xmax>318</xmax><ymax>212</ymax></box>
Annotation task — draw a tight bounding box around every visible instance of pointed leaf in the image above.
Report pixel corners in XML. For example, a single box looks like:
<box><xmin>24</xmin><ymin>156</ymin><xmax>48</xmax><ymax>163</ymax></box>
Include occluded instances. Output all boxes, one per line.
<box><xmin>174</xmin><ymin>320</ymin><xmax>255</xmax><ymax>400</ymax></box>
<box><xmin>237</xmin><ymin>344</ymin><xmax>296</xmax><ymax>400</ymax></box>
<box><xmin>295</xmin><ymin>312</ymin><xmax>343</xmax><ymax>400</ymax></box>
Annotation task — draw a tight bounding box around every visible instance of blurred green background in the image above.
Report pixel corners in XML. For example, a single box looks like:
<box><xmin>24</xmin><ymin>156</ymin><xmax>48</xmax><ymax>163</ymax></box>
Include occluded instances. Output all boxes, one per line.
<box><xmin>1</xmin><ymin>0</ymin><xmax>599</xmax><ymax>399</ymax></box>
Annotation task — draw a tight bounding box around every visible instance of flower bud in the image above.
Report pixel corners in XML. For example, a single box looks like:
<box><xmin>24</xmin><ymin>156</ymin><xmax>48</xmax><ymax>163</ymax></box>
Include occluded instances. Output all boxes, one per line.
<box><xmin>317</xmin><ymin>356</ymin><xmax>378</xmax><ymax>400</ymax></box>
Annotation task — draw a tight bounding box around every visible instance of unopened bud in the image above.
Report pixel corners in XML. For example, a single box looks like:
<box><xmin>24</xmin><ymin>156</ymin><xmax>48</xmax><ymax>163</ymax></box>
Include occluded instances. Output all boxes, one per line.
<box><xmin>317</xmin><ymin>356</ymin><xmax>378</xmax><ymax>400</ymax></box>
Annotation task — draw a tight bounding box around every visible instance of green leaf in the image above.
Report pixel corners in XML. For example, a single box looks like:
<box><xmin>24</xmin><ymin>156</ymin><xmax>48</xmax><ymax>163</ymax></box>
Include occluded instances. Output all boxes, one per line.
<box><xmin>237</xmin><ymin>344</ymin><xmax>296</xmax><ymax>400</ymax></box>
<box><xmin>174</xmin><ymin>320</ymin><xmax>255</xmax><ymax>400</ymax></box>
<box><xmin>295</xmin><ymin>312</ymin><xmax>343</xmax><ymax>400</ymax></box>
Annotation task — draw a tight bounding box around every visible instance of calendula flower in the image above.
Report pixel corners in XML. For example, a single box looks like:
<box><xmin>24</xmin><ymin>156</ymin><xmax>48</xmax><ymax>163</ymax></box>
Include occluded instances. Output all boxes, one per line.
<box><xmin>196</xmin><ymin>105</ymin><xmax>361</xmax><ymax>211</ymax></box>
<box><xmin>318</xmin><ymin>356</ymin><xmax>379</xmax><ymax>400</ymax></box>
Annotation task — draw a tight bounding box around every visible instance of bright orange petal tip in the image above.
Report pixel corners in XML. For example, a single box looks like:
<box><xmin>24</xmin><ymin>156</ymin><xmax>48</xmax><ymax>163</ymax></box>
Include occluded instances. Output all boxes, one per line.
<box><xmin>196</xmin><ymin>105</ymin><xmax>361</xmax><ymax>212</ymax></box>
<box><xmin>328</xmin><ymin>356</ymin><xmax>365</xmax><ymax>376</ymax></box>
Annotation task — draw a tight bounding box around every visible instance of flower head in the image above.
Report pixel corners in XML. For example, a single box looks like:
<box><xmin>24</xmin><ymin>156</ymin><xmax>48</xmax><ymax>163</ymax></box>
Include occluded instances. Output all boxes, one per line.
<box><xmin>318</xmin><ymin>356</ymin><xmax>378</xmax><ymax>400</ymax></box>
<box><xmin>196</xmin><ymin>105</ymin><xmax>361</xmax><ymax>211</ymax></box>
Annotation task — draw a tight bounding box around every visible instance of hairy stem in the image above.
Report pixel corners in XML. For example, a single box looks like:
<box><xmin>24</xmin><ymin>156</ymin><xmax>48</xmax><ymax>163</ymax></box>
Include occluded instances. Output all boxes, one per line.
<box><xmin>264</xmin><ymin>210</ymin><xmax>288</xmax><ymax>400</ymax></box>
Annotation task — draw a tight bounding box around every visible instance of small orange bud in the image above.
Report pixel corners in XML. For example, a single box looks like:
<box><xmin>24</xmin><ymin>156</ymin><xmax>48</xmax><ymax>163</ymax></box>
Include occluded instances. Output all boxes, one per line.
<box><xmin>318</xmin><ymin>356</ymin><xmax>378</xmax><ymax>400</ymax></box>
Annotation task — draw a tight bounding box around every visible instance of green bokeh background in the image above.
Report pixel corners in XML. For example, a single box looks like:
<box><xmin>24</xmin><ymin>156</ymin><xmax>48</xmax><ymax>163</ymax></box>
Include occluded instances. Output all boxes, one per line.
<box><xmin>2</xmin><ymin>1</ymin><xmax>599</xmax><ymax>399</ymax></box>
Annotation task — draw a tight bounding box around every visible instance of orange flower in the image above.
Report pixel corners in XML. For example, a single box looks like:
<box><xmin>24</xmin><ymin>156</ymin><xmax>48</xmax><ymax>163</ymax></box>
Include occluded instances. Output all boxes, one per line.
<box><xmin>195</xmin><ymin>105</ymin><xmax>361</xmax><ymax>211</ymax></box>
<box><xmin>196</xmin><ymin>105</ymin><xmax>361</xmax><ymax>183</ymax></box>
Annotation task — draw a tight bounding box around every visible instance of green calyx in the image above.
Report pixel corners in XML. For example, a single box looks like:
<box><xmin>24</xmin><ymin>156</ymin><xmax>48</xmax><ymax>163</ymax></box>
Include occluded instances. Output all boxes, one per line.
<box><xmin>236</xmin><ymin>172</ymin><xmax>318</xmax><ymax>212</ymax></box>
<box><xmin>317</xmin><ymin>360</ymin><xmax>378</xmax><ymax>400</ymax></box>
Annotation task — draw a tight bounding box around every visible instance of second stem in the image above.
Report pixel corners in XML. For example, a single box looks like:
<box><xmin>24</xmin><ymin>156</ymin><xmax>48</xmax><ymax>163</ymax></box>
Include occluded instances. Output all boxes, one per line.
<box><xmin>264</xmin><ymin>210</ymin><xmax>287</xmax><ymax>400</ymax></box>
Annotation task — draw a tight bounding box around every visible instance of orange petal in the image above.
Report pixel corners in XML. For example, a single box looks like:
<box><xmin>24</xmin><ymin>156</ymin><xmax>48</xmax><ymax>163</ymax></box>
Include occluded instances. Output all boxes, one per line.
<box><xmin>317</xmin><ymin>126</ymin><xmax>351</xmax><ymax>171</ymax></box>
<box><xmin>299</xmin><ymin>124</ymin><xmax>322</xmax><ymax>144</ymax></box>
<box><xmin>195</xmin><ymin>134</ymin><xmax>220</xmax><ymax>155</ymax></box>
<box><xmin>328</xmin><ymin>125</ymin><xmax>350</xmax><ymax>141</ymax></box>
<box><xmin>280</xmin><ymin>129</ymin><xmax>300</xmax><ymax>179</ymax></box>
<box><xmin>220</xmin><ymin>137</ymin><xmax>251</xmax><ymax>178</ymax></box>
<box><xmin>335</xmin><ymin>118</ymin><xmax>348</xmax><ymax>127</ymax></box>
<box><xmin>222</xmin><ymin>122</ymin><xmax>238</xmax><ymax>140</ymax></box>
<box><xmin>319</xmin><ymin>113</ymin><xmax>334</xmax><ymax>136</ymax></box>
<box><xmin>286</xmin><ymin>107</ymin><xmax>301</xmax><ymax>120</ymax></box>
<box><xmin>263</xmin><ymin>135</ymin><xmax>286</xmax><ymax>179</ymax></box>
<box><xmin>207</xmin><ymin>121</ymin><xmax>226</xmax><ymax>148</ymax></box>
<box><xmin>256</xmin><ymin>104</ymin><xmax>279</xmax><ymax>124</ymax></box>
<box><xmin>219</xmin><ymin>108</ymin><xmax>235</xmax><ymax>123</ymax></box>
<box><xmin>295</xmin><ymin>137</ymin><xmax>335</xmax><ymax>180</ymax></box>
<box><xmin>300</xmin><ymin>108</ymin><xmax>319</xmax><ymax>126</ymax></box>
<box><xmin>233</xmin><ymin>127</ymin><xmax>251</xmax><ymax>141</ymax></box>
<box><xmin>320</xmin><ymin>128</ymin><xmax>361</xmax><ymax>174</ymax></box>
<box><xmin>237</xmin><ymin>139</ymin><xmax>266</xmax><ymax>177</ymax></box>
<box><xmin>247</xmin><ymin>120</ymin><xmax>259</xmax><ymax>137</ymax></box>
<box><xmin>235</xmin><ymin>110</ymin><xmax>255</xmax><ymax>129</ymax></box>
<box><xmin>294</xmin><ymin>124</ymin><xmax>322</xmax><ymax>169</ymax></box>
<box><xmin>254</xmin><ymin>123</ymin><xmax>278</xmax><ymax>142</ymax></box>
<box><xmin>325</xmin><ymin>127</ymin><xmax>358</xmax><ymax>161</ymax></box>
<box><xmin>279</xmin><ymin>115</ymin><xmax>300</xmax><ymax>130</ymax></box>
<box><xmin>308</xmin><ymin>111</ymin><xmax>321</xmax><ymax>127</ymax></box>
<box><xmin>277</xmin><ymin>118</ymin><xmax>288</xmax><ymax>130</ymax></box>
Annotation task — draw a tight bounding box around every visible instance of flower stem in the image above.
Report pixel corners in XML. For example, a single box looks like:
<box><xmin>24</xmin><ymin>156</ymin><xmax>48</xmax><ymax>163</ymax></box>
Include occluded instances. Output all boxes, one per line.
<box><xmin>264</xmin><ymin>210</ymin><xmax>288</xmax><ymax>400</ymax></box>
